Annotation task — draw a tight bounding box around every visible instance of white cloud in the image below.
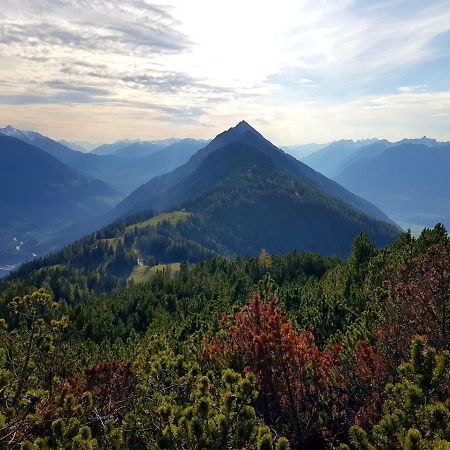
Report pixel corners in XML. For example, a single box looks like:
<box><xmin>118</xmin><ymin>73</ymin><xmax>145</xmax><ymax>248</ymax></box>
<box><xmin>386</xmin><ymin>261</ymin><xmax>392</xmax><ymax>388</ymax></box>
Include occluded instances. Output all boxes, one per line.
<box><xmin>398</xmin><ymin>85</ymin><xmax>429</xmax><ymax>93</ymax></box>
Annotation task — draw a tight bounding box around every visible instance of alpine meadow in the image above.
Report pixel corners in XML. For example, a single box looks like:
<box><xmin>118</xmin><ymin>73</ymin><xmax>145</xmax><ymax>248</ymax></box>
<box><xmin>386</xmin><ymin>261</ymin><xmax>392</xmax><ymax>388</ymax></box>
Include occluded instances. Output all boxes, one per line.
<box><xmin>0</xmin><ymin>1</ymin><xmax>450</xmax><ymax>449</ymax></box>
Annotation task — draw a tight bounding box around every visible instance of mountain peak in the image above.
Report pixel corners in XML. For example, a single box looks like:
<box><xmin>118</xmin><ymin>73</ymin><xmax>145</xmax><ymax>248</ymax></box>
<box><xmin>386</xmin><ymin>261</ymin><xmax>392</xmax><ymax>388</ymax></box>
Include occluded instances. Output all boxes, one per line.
<box><xmin>1</xmin><ymin>125</ymin><xmax>39</xmax><ymax>141</ymax></box>
<box><xmin>233</xmin><ymin>120</ymin><xmax>257</xmax><ymax>134</ymax></box>
<box><xmin>202</xmin><ymin>120</ymin><xmax>271</xmax><ymax>156</ymax></box>
<box><xmin>1</xmin><ymin>125</ymin><xmax>23</xmax><ymax>136</ymax></box>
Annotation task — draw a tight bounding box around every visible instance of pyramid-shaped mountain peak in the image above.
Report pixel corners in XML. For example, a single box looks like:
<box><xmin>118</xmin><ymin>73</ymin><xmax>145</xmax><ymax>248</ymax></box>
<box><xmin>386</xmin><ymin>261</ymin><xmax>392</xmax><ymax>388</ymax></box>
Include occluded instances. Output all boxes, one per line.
<box><xmin>232</xmin><ymin>120</ymin><xmax>258</xmax><ymax>135</ymax></box>
<box><xmin>209</xmin><ymin>120</ymin><xmax>268</xmax><ymax>151</ymax></box>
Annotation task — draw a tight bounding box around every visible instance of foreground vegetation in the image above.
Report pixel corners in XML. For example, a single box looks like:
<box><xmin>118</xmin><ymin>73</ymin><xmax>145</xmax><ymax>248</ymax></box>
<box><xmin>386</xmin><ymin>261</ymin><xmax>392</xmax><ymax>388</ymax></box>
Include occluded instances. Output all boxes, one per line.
<box><xmin>0</xmin><ymin>225</ymin><xmax>449</xmax><ymax>449</ymax></box>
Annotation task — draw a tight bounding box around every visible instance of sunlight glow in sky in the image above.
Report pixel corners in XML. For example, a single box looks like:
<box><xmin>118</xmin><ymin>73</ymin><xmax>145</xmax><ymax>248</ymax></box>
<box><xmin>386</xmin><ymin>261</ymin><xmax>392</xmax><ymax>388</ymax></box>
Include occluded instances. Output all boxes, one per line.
<box><xmin>0</xmin><ymin>0</ymin><xmax>449</xmax><ymax>145</ymax></box>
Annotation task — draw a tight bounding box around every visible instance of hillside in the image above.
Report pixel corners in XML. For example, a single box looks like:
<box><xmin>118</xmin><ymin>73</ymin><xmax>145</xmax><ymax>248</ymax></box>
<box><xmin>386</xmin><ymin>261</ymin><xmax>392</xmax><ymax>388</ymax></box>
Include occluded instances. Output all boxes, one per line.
<box><xmin>336</xmin><ymin>142</ymin><xmax>450</xmax><ymax>229</ymax></box>
<box><xmin>0</xmin><ymin>134</ymin><xmax>119</xmax><ymax>270</ymax></box>
<box><xmin>337</xmin><ymin>140</ymin><xmax>392</xmax><ymax>171</ymax></box>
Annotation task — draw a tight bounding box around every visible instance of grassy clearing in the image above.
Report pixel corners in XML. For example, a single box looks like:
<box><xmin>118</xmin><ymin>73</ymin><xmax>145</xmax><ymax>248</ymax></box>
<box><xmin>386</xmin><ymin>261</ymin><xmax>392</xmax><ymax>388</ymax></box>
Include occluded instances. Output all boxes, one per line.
<box><xmin>151</xmin><ymin>262</ymin><xmax>181</xmax><ymax>274</ymax></box>
<box><xmin>128</xmin><ymin>262</ymin><xmax>181</xmax><ymax>283</ymax></box>
<box><xmin>125</xmin><ymin>211</ymin><xmax>190</xmax><ymax>232</ymax></box>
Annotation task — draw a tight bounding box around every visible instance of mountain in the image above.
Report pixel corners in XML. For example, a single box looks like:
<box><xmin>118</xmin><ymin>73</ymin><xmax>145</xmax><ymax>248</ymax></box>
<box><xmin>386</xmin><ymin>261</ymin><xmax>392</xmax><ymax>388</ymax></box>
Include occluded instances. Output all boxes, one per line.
<box><xmin>303</xmin><ymin>136</ymin><xmax>450</xmax><ymax>181</ymax></box>
<box><xmin>58</xmin><ymin>140</ymin><xmax>95</xmax><ymax>152</ymax></box>
<box><xmin>395</xmin><ymin>136</ymin><xmax>447</xmax><ymax>147</ymax></box>
<box><xmin>105</xmin><ymin>138</ymin><xmax>210</xmax><ymax>192</ymax></box>
<box><xmin>1</xmin><ymin>125</ymin><xmax>89</xmax><ymax>162</ymax></box>
<box><xmin>0</xmin><ymin>134</ymin><xmax>120</xmax><ymax>269</ymax></box>
<box><xmin>0</xmin><ymin>121</ymin><xmax>399</xmax><ymax>271</ymax></box>
<box><xmin>91</xmin><ymin>138</ymin><xmax>181</xmax><ymax>156</ymax></box>
<box><xmin>113</xmin><ymin>141</ymin><xmax>166</xmax><ymax>158</ymax></box>
<box><xmin>114</xmin><ymin>122</ymin><xmax>394</xmax><ymax>222</ymax></box>
<box><xmin>0</xmin><ymin>134</ymin><xmax>118</xmax><ymax>221</ymax></box>
<box><xmin>1</xmin><ymin>126</ymin><xmax>207</xmax><ymax>194</ymax></box>
<box><xmin>91</xmin><ymin>139</ymin><xmax>139</xmax><ymax>155</ymax></box>
<box><xmin>335</xmin><ymin>142</ymin><xmax>450</xmax><ymax>230</ymax></box>
<box><xmin>283</xmin><ymin>143</ymin><xmax>329</xmax><ymax>160</ymax></box>
<box><xmin>83</xmin><ymin>138</ymin><xmax>209</xmax><ymax>193</ymax></box>
<box><xmin>337</xmin><ymin>140</ymin><xmax>393</xmax><ymax>172</ymax></box>
<box><xmin>109</xmin><ymin>121</ymin><xmax>399</xmax><ymax>257</ymax></box>
<box><xmin>0</xmin><ymin>121</ymin><xmax>398</xmax><ymax>283</ymax></box>
<box><xmin>302</xmin><ymin>139</ymin><xmax>380</xmax><ymax>178</ymax></box>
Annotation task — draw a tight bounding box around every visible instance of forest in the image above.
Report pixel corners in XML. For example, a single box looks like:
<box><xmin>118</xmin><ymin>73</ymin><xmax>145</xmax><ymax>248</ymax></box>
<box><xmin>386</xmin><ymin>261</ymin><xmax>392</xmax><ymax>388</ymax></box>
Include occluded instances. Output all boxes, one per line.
<box><xmin>0</xmin><ymin>224</ymin><xmax>449</xmax><ymax>449</ymax></box>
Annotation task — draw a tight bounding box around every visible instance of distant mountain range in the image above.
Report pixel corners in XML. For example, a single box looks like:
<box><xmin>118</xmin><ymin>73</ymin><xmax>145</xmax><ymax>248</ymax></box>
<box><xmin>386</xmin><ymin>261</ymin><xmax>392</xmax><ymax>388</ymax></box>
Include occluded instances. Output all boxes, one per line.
<box><xmin>302</xmin><ymin>139</ymin><xmax>381</xmax><ymax>178</ymax></box>
<box><xmin>0</xmin><ymin>126</ymin><xmax>208</xmax><ymax>193</ymax></box>
<box><xmin>300</xmin><ymin>136</ymin><xmax>450</xmax><ymax>230</ymax></box>
<box><xmin>335</xmin><ymin>142</ymin><xmax>450</xmax><ymax>230</ymax></box>
<box><xmin>91</xmin><ymin>138</ymin><xmax>181</xmax><ymax>157</ymax></box>
<box><xmin>0</xmin><ymin>125</ymin><xmax>126</xmax><ymax>179</ymax></box>
<box><xmin>113</xmin><ymin>141</ymin><xmax>166</xmax><ymax>158</ymax></box>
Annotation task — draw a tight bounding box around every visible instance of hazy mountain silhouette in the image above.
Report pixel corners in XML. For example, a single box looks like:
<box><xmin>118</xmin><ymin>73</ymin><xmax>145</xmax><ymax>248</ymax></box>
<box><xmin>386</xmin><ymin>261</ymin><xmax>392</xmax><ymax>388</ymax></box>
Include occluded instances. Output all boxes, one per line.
<box><xmin>336</xmin><ymin>142</ymin><xmax>450</xmax><ymax>229</ymax></box>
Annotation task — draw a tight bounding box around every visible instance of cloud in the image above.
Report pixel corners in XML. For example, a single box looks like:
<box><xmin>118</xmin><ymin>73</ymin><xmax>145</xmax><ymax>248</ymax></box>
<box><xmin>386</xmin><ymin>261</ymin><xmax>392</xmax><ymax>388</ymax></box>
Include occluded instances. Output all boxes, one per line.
<box><xmin>0</xmin><ymin>0</ymin><xmax>188</xmax><ymax>55</ymax></box>
<box><xmin>120</xmin><ymin>73</ymin><xmax>232</xmax><ymax>96</ymax></box>
<box><xmin>264</xmin><ymin>1</ymin><xmax>450</xmax><ymax>100</ymax></box>
<box><xmin>0</xmin><ymin>91</ymin><xmax>109</xmax><ymax>105</ymax></box>
<box><xmin>46</xmin><ymin>80</ymin><xmax>112</xmax><ymax>96</ymax></box>
<box><xmin>398</xmin><ymin>85</ymin><xmax>429</xmax><ymax>93</ymax></box>
<box><xmin>0</xmin><ymin>0</ymin><xmax>450</xmax><ymax>143</ymax></box>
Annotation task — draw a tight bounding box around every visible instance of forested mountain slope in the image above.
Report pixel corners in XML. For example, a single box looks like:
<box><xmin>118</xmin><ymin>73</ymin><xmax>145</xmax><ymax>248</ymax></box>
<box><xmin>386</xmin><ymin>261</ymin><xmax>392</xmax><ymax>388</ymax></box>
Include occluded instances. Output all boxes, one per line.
<box><xmin>0</xmin><ymin>223</ymin><xmax>449</xmax><ymax>449</ymax></box>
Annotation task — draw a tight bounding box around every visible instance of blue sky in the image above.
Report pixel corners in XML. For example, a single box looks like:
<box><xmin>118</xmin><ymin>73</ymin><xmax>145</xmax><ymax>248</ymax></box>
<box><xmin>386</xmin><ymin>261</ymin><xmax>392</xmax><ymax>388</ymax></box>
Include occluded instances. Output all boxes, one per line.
<box><xmin>0</xmin><ymin>0</ymin><xmax>449</xmax><ymax>145</ymax></box>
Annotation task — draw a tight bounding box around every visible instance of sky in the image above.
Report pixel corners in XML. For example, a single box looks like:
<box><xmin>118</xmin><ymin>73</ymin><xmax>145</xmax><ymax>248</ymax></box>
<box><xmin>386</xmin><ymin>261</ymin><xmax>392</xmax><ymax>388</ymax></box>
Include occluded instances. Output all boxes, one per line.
<box><xmin>0</xmin><ymin>0</ymin><xmax>449</xmax><ymax>145</ymax></box>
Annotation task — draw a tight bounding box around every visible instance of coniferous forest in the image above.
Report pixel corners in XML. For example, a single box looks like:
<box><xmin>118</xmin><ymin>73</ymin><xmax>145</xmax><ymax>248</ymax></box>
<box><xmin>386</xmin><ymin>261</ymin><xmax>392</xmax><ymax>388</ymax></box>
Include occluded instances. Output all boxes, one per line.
<box><xmin>0</xmin><ymin>224</ymin><xmax>449</xmax><ymax>449</ymax></box>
